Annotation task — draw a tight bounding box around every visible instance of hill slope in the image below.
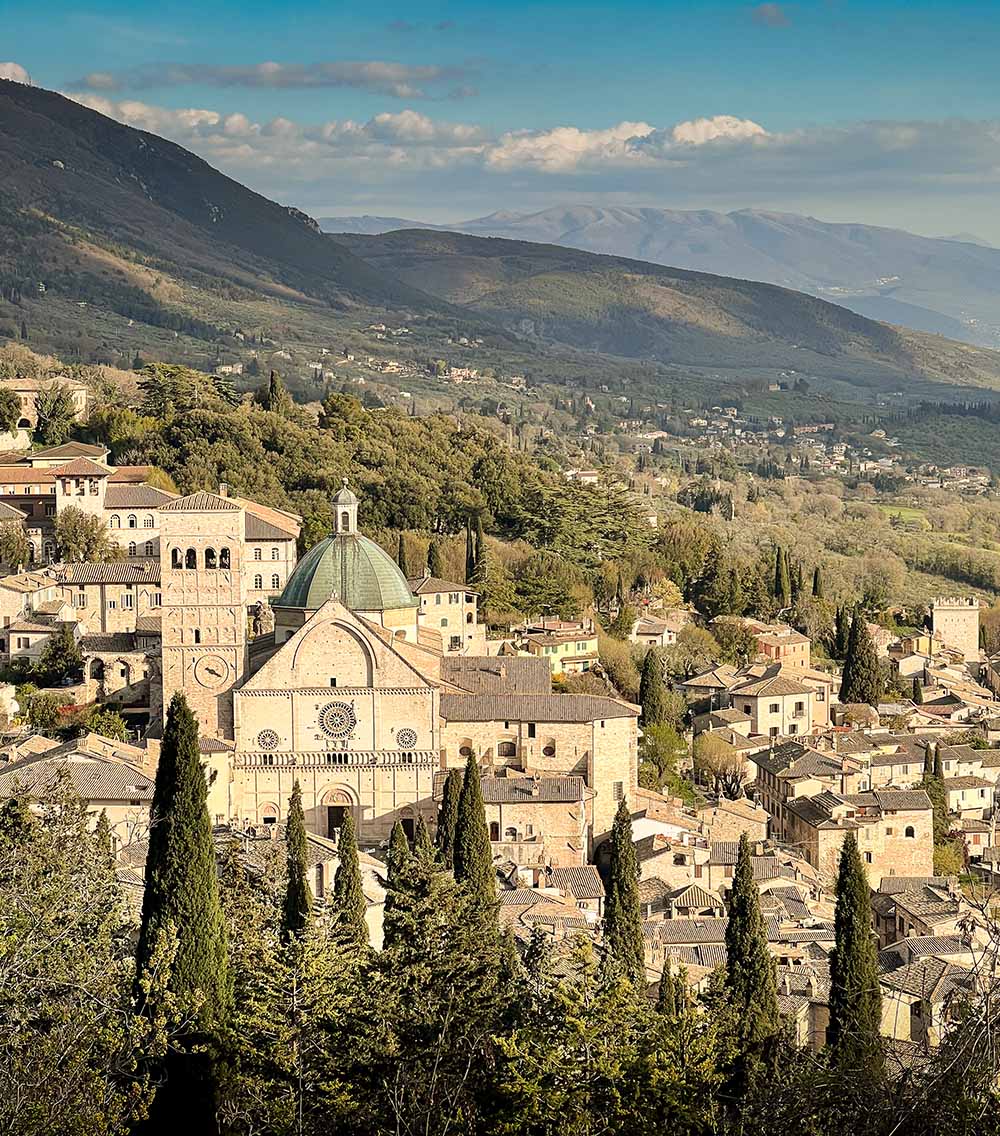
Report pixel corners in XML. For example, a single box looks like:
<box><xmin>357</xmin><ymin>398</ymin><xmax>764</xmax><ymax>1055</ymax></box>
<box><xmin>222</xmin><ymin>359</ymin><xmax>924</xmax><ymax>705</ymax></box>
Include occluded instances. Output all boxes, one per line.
<box><xmin>323</xmin><ymin>206</ymin><xmax>1000</xmax><ymax>346</ymax></box>
<box><xmin>337</xmin><ymin>229</ymin><xmax>1000</xmax><ymax>389</ymax></box>
<box><xmin>0</xmin><ymin>79</ymin><xmax>443</xmax><ymax>326</ymax></box>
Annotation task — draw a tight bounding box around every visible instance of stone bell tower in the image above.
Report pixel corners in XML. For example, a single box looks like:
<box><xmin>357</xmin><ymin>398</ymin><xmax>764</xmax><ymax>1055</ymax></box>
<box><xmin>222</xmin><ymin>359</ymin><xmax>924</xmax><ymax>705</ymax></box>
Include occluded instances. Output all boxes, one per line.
<box><xmin>158</xmin><ymin>491</ymin><xmax>249</xmax><ymax>739</ymax></box>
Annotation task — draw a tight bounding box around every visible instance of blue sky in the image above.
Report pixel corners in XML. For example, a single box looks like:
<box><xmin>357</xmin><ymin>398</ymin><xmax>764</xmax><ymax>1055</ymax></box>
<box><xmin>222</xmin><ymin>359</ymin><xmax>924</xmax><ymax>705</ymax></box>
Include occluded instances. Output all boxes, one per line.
<box><xmin>5</xmin><ymin>0</ymin><xmax>1000</xmax><ymax>237</ymax></box>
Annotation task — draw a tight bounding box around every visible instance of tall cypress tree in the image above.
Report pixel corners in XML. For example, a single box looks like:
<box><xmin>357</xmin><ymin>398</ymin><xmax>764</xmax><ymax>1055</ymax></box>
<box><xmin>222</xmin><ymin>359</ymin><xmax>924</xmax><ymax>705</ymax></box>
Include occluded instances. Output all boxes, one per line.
<box><xmin>428</xmin><ymin>540</ymin><xmax>445</xmax><ymax>578</ymax></box>
<box><xmin>453</xmin><ymin>752</ymin><xmax>496</xmax><ymax>913</ymax></box>
<box><xmin>436</xmin><ymin>769</ymin><xmax>462</xmax><ymax>870</ymax></box>
<box><xmin>602</xmin><ymin>797</ymin><xmax>645</xmax><ymax>984</ymax></box>
<box><xmin>281</xmin><ymin>780</ymin><xmax>312</xmax><ymax>941</ymax></box>
<box><xmin>839</xmin><ymin>609</ymin><xmax>884</xmax><ymax>706</ymax></box>
<box><xmin>382</xmin><ymin>821</ymin><xmax>413</xmax><ymax>951</ymax></box>
<box><xmin>465</xmin><ymin>518</ymin><xmax>475</xmax><ymax>583</ymax></box>
<box><xmin>470</xmin><ymin>515</ymin><xmax>488</xmax><ymax>589</ymax></box>
<box><xmin>832</xmin><ymin>605</ymin><xmax>850</xmax><ymax>658</ymax></box>
<box><xmin>331</xmin><ymin>810</ymin><xmax>368</xmax><ymax>950</ymax></box>
<box><xmin>828</xmin><ymin>832</ymin><xmax>884</xmax><ymax>1075</ymax></box>
<box><xmin>912</xmin><ymin>676</ymin><xmax>924</xmax><ymax>704</ymax></box>
<box><xmin>724</xmin><ymin>832</ymin><xmax>779</xmax><ymax>1049</ymax></box>
<box><xmin>414</xmin><ymin>813</ymin><xmax>433</xmax><ymax>856</ymax></box>
<box><xmin>812</xmin><ymin>564</ymin><xmax>824</xmax><ymax>599</ymax></box>
<box><xmin>396</xmin><ymin>532</ymin><xmax>409</xmax><ymax>578</ymax></box>
<box><xmin>638</xmin><ymin>648</ymin><xmax>668</xmax><ymax>726</ymax></box>
<box><xmin>135</xmin><ymin>693</ymin><xmax>230</xmax><ymax>1126</ymax></box>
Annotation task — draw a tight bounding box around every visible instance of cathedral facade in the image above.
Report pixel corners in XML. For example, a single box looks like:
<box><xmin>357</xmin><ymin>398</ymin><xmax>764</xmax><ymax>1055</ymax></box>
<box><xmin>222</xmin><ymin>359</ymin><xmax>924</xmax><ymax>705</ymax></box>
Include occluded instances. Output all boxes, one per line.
<box><xmin>157</xmin><ymin>483</ymin><xmax>639</xmax><ymax>861</ymax></box>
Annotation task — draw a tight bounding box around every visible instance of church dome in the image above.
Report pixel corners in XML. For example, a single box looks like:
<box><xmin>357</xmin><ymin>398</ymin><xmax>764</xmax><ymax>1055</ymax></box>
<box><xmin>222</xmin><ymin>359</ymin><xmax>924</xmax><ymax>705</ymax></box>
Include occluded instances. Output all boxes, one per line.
<box><xmin>275</xmin><ymin>533</ymin><xmax>417</xmax><ymax>613</ymax></box>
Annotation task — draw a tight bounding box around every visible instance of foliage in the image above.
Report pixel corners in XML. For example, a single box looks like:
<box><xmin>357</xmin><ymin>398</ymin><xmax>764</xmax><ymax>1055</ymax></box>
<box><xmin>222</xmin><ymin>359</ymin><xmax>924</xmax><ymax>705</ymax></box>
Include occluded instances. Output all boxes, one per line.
<box><xmin>33</xmin><ymin>623</ymin><xmax>83</xmax><ymax>685</ymax></box>
<box><xmin>281</xmin><ymin>780</ymin><xmax>312</xmax><ymax>940</ymax></box>
<box><xmin>453</xmin><ymin>752</ymin><xmax>497</xmax><ymax>918</ymax></box>
<box><xmin>84</xmin><ymin>705</ymin><xmax>129</xmax><ymax>740</ymax></box>
<box><xmin>34</xmin><ymin>382</ymin><xmax>78</xmax><ymax>445</ymax></box>
<box><xmin>693</xmin><ymin>732</ymin><xmax>747</xmax><ymax>799</ymax></box>
<box><xmin>638</xmin><ymin>724</ymin><xmax>696</xmax><ymax>804</ymax></box>
<box><xmin>0</xmin><ymin>518</ymin><xmax>30</xmax><ymax>567</ymax></box>
<box><xmin>602</xmin><ymin>798</ymin><xmax>645</xmax><ymax>984</ymax></box>
<box><xmin>436</xmin><ymin>767</ymin><xmax>462</xmax><ymax>871</ymax></box>
<box><xmin>0</xmin><ymin>384</ymin><xmax>21</xmax><ymax>433</ymax></box>
<box><xmin>54</xmin><ymin>505</ymin><xmax>123</xmax><ymax>563</ymax></box>
<box><xmin>331</xmin><ymin>810</ymin><xmax>368</xmax><ymax>950</ymax></box>
<box><xmin>839</xmin><ymin>609</ymin><xmax>884</xmax><ymax>706</ymax></box>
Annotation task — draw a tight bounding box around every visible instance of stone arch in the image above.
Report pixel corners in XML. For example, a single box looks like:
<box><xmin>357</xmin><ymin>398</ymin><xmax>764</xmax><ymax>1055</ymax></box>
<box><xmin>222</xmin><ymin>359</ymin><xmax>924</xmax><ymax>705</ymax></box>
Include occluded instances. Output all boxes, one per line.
<box><xmin>205</xmin><ymin>547</ymin><xmax>217</xmax><ymax>570</ymax></box>
<box><xmin>185</xmin><ymin>548</ymin><xmax>196</xmax><ymax>569</ymax></box>
<box><xmin>89</xmin><ymin>658</ymin><xmax>105</xmax><ymax>681</ymax></box>
<box><xmin>291</xmin><ymin>620</ymin><xmax>378</xmax><ymax>686</ymax></box>
<box><xmin>16</xmin><ymin>417</ymin><xmax>30</xmax><ymax>429</ymax></box>
<box><xmin>259</xmin><ymin>801</ymin><xmax>280</xmax><ymax>826</ymax></box>
<box><xmin>171</xmin><ymin>547</ymin><xmax>182</xmax><ymax>569</ymax></box>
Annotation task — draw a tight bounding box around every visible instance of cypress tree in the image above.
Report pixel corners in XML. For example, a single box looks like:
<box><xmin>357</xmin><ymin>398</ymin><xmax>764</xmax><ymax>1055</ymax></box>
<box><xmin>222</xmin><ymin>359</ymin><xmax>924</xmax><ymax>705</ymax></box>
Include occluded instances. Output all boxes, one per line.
<box><xmin>331</xmin><ymin>811</ymin><xmax>368</xmax><ymax>949</ymax></box>
<box><xmin>453</xmin><ymin>752</ymin><xmax>496</xmax><ymax>912</ymax></box>
<box><xmin>832</xmin><ymin>605</ymin><xmax>850</xmax><ymax>657</ymax></box>
<box><xmin>135</xmin><ymin>693</ymin><xmax>229</xmax><ymax>1126</ymax></box>
<box><xmin>912</xmin><ymin>676</ymin><xmax>924</xmax><ymax>704</ymax></box>
<box><xmin>436</xmin><ymin>768</ymin><xmax>462</xmax><ymax>869</ymax></box>
<box><xmin>657</xmin><ymin>956</ymin><xmax>679</xmax><ymax>1018</ymax></box>
<box><xmin>414</xmin><ymin>813</ymin><xmax>433</xmax><ymax>856</ymax></box>
<box><xmin>382</xmin><ymin>820</ymin><xmax>413</xmax><ymax>950</ymax></box>
<box><xmin>465</xmin><ymin>518</ymin><xmax>475</xmax><ymax>583</ymax></box>
<box><xmin>839</xmin><ymin>609</ymin><xmax>884</xmax><ymax>706</ymax></box>
<box><xmin>602</xmin><ymin>797</ymin><xmax>645</xmax><ymax>984</ymax></box>
<box><xmin>396</xmin><ymin>532</ymin><xmax>409</xmax><ymax>578</ymax></box>
<box><xmin>724</xmin><ymin>832</ymin><xmax>779</xmax><ymax>1049</ymax></box>
<box><xmin>638</xmin><ymin>647</ymin><xmax>668</xmax><ymax>726</ymax></box>
<box><xmin>828</xmin><ymin>832</ymin><xmax>884</xmax><ymax>1075</ymax></box>
<box><xmin>470</xmin><ymin>515</ymin><xmax>488</xmax><ymax>589</ymax></box>
<box><xmin>428</xmin><ymin>540</ymin><xmax>445</xmax><ymax>578</ymax></box>
<box><xmin>812</xmin><ymin>564</ymin><xmax>824</xmax><ymax>599</ymax></box>
<box><xmin>281</xmin><ymin>780</ymin><xmax>312</xmax><ymax>941</ymax></box>
<box><xmin>778</xmin><ymin>548</ymin><xmax>791</xmax><ymax>607</ymax></box>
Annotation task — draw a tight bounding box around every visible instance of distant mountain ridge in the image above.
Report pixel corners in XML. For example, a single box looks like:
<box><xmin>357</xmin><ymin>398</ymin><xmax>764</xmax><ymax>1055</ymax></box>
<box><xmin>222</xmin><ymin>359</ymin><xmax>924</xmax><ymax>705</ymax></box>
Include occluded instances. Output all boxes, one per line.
<box><xmin>321</xmin><ymin>206</ymin><xmax>1000</xmax><ymax>346</ymax></box>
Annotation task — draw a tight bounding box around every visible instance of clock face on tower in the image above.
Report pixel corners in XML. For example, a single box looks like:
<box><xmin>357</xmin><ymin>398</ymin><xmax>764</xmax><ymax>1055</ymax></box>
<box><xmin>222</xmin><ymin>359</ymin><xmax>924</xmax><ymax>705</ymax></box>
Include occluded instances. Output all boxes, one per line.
<box><xmin>194</xmin><ymin>653</ymin><xmax>232</xmax><ymax>689</ymax></box>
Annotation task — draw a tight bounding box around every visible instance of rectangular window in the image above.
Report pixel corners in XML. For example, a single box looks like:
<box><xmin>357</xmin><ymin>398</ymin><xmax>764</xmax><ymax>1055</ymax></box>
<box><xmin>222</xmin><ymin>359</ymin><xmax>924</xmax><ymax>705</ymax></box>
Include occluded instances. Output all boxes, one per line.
<box><xmin>75</xmin><ymin>593</ymin><xmax>86</xmax><ymax>607</ymax></box>
<box><xmin>769</xmin><ymin>702</ymin><xmax>780</xmax><ymax>714</ymax></box>
<box><xmin>435</xmin><ymin>594</ymin><xmax>442</xmax><ymax>605</ymax></box>
<box><xmin>612</xmin><ymin>781</ymin><xmax>624</xmax><ymax>801</ymax></box>
<box><xmin>108</xmin><ymin>600</ymin><xmax>117</xmax><ymax>610</ymax></box>
<box><xmin>121</xmin><ymin>593</ymin><xmax>134</xmax><ymax>609</ymax></box>
<box><xmin>816</xmin><ymin>688</ymin><xmax>825</xmax><ymax>701</ymax></box>
<box><xmin>527</xmin><ymin>723</ymin><xmax>536</xmax><ymax>738</ymax></box>
<box><xmin>864</xmin><ymin>852</ymin><xmax>873</xmax><ymax>864</ymax></box>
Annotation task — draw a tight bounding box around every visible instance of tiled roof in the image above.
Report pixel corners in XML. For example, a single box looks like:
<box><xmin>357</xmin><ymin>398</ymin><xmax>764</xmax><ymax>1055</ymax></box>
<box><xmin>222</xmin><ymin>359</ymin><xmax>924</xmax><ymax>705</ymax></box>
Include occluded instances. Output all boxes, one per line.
<box><xmin>873</xmin><ymin>789</ymin><xmax>933</xmax><ymax>811</ymax></box>
<box><xmin>439</xmin><ymin>692</ymin><xmax>638</xmax><ymax>723</ymax></box>
<box><xmin>440</xmin><ymin>655</ymin><xmax>552</xmax><ymax>695</ymax></box>
<box><xmin>135</xmin><ymin>615</ymin><xmax>161</xmax><ymax>634</ymax></box>
<box><xmin>30</xmin><ymin>441</ymin><xmax>105</xmax><ymax>460</ymax></box>
<box><xmin>880</xmin><ymin>958</ymin><xmax>974</xmax><ymax>1001</ymax></box>
<box><xmin>0</xmin><ymin>500</ymin><xmax>25</xmax><ymax>520</ymax></box>
<box><xmin>159</xmin><ymin>491</ymin><xmax>241</xmax><ymax>512</ymax></box>
<box><xmin>944</xmin><ymin>776</ymin><xmax>995</xmax><ymax>790</ymax></box>
<box><xmin>731</xmin><ymin>673</ymin><xmax>812</xmax><ymax>697</ymax></box>
<box><xmin>877</xmin><ymin>876</ymin><xmax>954</xmax><ymax>895</ymax></box>
<box><xmin>667</xmin><ymin>884</ymin><xmax>723</xmax><ymax>911</ymax></box>
<box><xmin>0</xmin><ymin>467</ymin><xmax>55</xmax><ymax>484</ymax></box>
<box><xmin>80</xmin><ymin>633</ymin><xmax>137</xmax><ymax>653</ymax></box>
<box><xmin>7</xmin><ymin>618</ymin><xmax>55</xmax><ymax>634</ymax></box>
<box><xmin>498</xmin><ymin>888</ymin><xmax>546</xmax><ymax>906</ymax></box>
<box><xmin>60</xmin><ymin>560</ymin><xmax>160</xmax><ymax>584</ymax></box>
<box><xmin>245</xmin><ymin>513</ymin><xmax>297</xmax><ymax>541</ymax></box>
<box><xmin>408</xmin><ymin>574</ymin><xmax>476</xmax><ymax>596</ymax></box>
<box><xmin>49</xmin><ymin>458</ymin><xmax>111</xmax><ymax>477</ymax></box>
<box><xmin>107</xmin><ymin>466</ymin><xmax>154</xmax><ymax>483</ymax></box>
<box><xmin>104</xmin><ymin>483</ymin><xmax>177</xmax><ymax>508</ymax></box>
<box><xmin>479</xmin><ymin>775</ymin><xmax>585</xmax><ymax>804</ymax></box>
<box><xmin>657</xmin><ymin>917</ymin><xmax>729</xmax><ymax>944</ymax></box>
<box><xmin>0</xmin><ymin>756</ymin><xmax>153</xmax><ymax>802</ymax></box>
<box><xmin>879</xmin><ymin>935</ymin><xmax>969</xmax><ymax>971</ymax></box>
<box><xmin>549</xmin><ymin>864</ymin><xmax>604</xmax><ymax>899</ymax></box>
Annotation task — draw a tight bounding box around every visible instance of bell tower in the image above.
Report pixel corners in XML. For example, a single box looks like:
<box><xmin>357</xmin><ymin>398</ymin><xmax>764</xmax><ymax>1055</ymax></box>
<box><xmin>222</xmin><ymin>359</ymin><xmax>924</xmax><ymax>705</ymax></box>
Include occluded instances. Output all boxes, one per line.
<box><xmin>332</xmin><ymin>479</ymin><xmax>358</xmax><ymax>535</ymax></box>
<box><xmin>158</xmin><ymin>491</ymin><xmax>249</xmax><ymax>739</ymax></box>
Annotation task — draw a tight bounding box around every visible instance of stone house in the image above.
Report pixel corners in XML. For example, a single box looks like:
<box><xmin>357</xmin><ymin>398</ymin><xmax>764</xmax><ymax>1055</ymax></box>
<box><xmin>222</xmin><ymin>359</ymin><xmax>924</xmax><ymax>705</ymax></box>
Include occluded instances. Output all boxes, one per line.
<box><xmin>943</xmin><ymin>775</ymin><xmax>994</xmax><ymax>819</ymax></box>
<box><xmin>408</xmin><ymin>574</ymin><xmax>484</xmax><ymax>654</ymax></box>
<box><xmin>728</xmin><ymin>669</ymin><xmax>814</xmax><ymax>739</ymax></box>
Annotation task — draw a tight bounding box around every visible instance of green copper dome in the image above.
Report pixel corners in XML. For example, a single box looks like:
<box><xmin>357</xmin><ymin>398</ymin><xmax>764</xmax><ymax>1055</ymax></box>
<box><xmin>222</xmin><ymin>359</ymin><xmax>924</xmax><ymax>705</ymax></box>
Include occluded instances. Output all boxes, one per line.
<box><xmin>276</xmin><ymin>533</ymin><xmax>417</xmax><ymax>612</ymax></box>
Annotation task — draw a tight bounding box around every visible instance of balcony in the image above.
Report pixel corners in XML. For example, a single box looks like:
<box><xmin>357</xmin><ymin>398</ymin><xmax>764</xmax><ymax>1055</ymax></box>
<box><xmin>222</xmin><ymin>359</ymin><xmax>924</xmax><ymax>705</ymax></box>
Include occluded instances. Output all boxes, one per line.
<box><xmin>235</xmin><ymin>749</ymin><xmax>438</xmax><ymax>770</ymax></box>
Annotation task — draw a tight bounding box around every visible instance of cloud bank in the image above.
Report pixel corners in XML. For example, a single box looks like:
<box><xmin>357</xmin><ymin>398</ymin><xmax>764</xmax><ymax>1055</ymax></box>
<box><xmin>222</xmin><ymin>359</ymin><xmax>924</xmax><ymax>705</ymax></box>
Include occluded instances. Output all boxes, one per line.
<box><xmin>0</xmin><ymin>62</ymin><xmax>31</xmax><ymax>84</ymax></box>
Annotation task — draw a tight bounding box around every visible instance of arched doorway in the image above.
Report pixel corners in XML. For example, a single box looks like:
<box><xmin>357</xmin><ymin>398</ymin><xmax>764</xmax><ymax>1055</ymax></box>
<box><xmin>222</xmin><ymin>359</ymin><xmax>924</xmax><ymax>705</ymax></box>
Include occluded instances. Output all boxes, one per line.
<box><xmin>321</xmin><ymin>787</ymin><xmax>356</xmax><ymax>840</ymax></box>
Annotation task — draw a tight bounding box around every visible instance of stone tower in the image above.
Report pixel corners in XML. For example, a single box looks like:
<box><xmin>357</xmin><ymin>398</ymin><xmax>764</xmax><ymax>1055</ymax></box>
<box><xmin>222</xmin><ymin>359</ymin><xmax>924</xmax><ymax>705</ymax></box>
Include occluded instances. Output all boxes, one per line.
<box><xmin>158</xmin><ymin>491</ymin><xmax>248</xmax><ymax>739</ymax></box>
<box><xmin>930</xmin><ymin>595</ymin><xmax>980</xmax><ymax>664</ymax></box>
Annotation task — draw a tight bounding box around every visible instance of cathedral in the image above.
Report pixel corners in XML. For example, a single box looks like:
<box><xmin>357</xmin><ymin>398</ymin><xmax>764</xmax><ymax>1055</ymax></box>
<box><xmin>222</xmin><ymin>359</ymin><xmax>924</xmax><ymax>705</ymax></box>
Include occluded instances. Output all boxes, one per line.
<box><xmin>156</xmin><ymin>481</ymin><xmax>639</xmax><ymax>865</ymax></box>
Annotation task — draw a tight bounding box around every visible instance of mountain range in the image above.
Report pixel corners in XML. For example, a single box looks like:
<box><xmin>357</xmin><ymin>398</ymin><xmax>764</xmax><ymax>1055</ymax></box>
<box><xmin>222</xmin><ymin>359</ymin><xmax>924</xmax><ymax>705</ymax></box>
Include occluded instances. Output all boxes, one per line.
<box><xmin>321</xmin><ymin>207</ymin><xmax>1000</xmax><ymax>347</ymax></box>
<box><xmin>4</xmin><ymin>79</ymin><xmax>1000</xmax><ymax>397</ymax></box>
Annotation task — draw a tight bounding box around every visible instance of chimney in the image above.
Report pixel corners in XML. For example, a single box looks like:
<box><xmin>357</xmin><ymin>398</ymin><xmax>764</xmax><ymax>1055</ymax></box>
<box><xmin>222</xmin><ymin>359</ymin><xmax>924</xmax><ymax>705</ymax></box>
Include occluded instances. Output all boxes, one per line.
<box><xmin>219</xmin><ymin>482</ymin><xmax>229</xmax><ymax>497</ymax></box>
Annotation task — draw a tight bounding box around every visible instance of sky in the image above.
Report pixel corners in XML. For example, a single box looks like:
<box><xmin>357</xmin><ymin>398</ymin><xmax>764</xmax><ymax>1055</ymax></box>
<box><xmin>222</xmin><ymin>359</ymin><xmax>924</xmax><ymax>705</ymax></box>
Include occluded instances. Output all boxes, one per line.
<box><xmin>4</xmin><ymin>0</ymin><xmax>1000</xmax><ymax>239</ymax></box>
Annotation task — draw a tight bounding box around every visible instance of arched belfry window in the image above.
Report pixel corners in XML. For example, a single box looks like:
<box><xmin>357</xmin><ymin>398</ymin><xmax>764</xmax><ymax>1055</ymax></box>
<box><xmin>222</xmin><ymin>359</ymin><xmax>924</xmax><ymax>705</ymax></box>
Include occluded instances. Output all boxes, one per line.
<box><xmin>341</xmin><ymin>512</ymin><xmax>350</xmax><ymax>530</ymax></box>
<box><xmin>205</xmin><ymin>548</ymin><xmax>217</xmax><ymax>570</ymax></box>
<box><xmin>220</xmin><ymin>547</ymin><xmax>231</xmax><ymax>569</ymax></box>
<box><xmin>185</xmin><ymin>548</ymin><xmax>196</xmax><ymax>569</ymax></box>
<box><xmin>171</xmin><ymin>548</ymin><xmax>182</xmax><ymax>569</ymax></box>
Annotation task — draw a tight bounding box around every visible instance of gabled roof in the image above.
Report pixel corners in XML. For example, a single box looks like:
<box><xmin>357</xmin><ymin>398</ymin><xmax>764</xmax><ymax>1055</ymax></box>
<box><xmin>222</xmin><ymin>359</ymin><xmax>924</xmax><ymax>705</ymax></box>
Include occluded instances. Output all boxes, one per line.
<box><xmin>479</xmin><ymin>775</ymin><xmax>585</xmax><ymax>804</ymax></box>
<box><xmin>440</xmin><ymin>655</ymin><xmax>551</xmax><ymax>695</ymax></box>
<box><xmin>30</xmin><ymin>441</ymin><xmax>104</xmax><ymax>460</ymax></box>
<box><xmin>159</xmin><ymin>491</ymin><xmax>241</xmax><ymax>512</ymax></box>
<box><xmin>667</xmin><ymin>884</ymin><xmax>724</xmax><ymax>910</ymax></box>
<box><xmin>107</xmin><ymin>465</ymin><xmax>155</xmax><ymax>483</ymax></box>
<box><xmin>549</xmin><ymin>864</ymin><xmax>604</xmax><ymax>900</ymax></box>
<box><xmin>439</xmin><ymin>692</ymin><xmax>638</xmax><ymax>723</ymax></box>
<box><xmin>245</xmin><ymin>513</ymin><xmax>297</xmax><ymax>541</ymax></box>
<box><xmin>731</xmin><ymin>671</ymin><xmax>812</xmax><ymax>697</ymax></box>
<box><xmin>408</xmin><ymin>574</ymin><xmax>477</xmax><ymax>596</ymax></box>
<box><xmin>104</xmin><ymin>483</ymin><xmax>177</xmax><ymax>508</ymax></box>
<box><xmin>60</xmin><ymin>560</ymin><xmax>160</xmax><ymax>585</ymax></box>
<box><xmin>0</xmin><ymin>500</ymin><xmax>26</xmax><ymax>520</ymax></box>
<box><xmin>49</xmin><ymin>458</ymin><xmax>111</xmax><ymax>477</ymax></box>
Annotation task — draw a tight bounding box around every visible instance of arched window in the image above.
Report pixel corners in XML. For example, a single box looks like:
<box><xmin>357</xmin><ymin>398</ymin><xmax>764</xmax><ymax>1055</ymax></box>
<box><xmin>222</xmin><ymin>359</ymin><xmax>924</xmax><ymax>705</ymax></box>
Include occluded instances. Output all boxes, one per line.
<box><xmin>497</xmin><ymin>741</ymin><xmax>517</xmax><ymax>758</ymax></box>
<box><xmin>271</xmin><ymin>547</ymin><xmax>279</xmax><ymax>560</ymax></box>
<box><xmin>254</xmin><ymin>574</ymin><xmax>263</xmax><ymax>590</ymax></box>
<box><xmin>219</xmin><ymin>547</ymin><xmax>231</xmax><ymax>569</ymax></box>
<box><xmin>127</xmin><ymin>514</ymin><xmax>137</xmax><ymax>529</ymax></box>
<box><xmin>504</xmin><ymin>826</ymin><xmax>517</xmax><ymax>841</ymax></box>
<box><xmin>905</xmin><ymin>826</ymin><xmax>916</xmax><ymax>838</ymax></box>
<box><xmin>271</xmin><ymin>573</ymin><xmax>280</xmax><ymax>589</ymax></box>
<box><xmin>171</xmin><ymin>548</ymin><xmax>182</xmax><ymax>569</ymax></box>
<box><xmin>143</xmin><ymin>514</ymin><xmax>154</xmax><ymax>528</ymax></box>
<box><xmin>205</xmin><ymin>548</ymin><xmax>217</xmax><ymax>570</ymax></box>
<box><xmin>145</xmin><ymin>541</ymin><xmax>154</xmax><ymax>556</ymax></box>
<box><xmin>440</xmin><ymin>618</ymin><xmax>448</xmax><ymax>627</ymax></box>
<box><xmin>110</xmin><ymin>515</ymin><xmax>120</xmax><ymax>529</ymax></box>
<box><xmin>341</xmin><ymin>511</ymin><xmax>350</xmax><ymax>529</ymax></box>
<box><xmin>185</xmin><ymin>548</ymin><xmax>196</xmax><ymax>569</ymax></box>
<box><xmin>466</xmin><ymin>612</ymin><xmax>474</xmax><ymax>623</ymax></box>
<box><xmin>128</xmin><ymin>541</ymin><xmax>137</xmax><ymax>556</ymax></box>
<box><xmin>489</xmin><ymin>821</ymin><xmax>500</xmax><ymax>841</ymax></box>
<box><xmin>43</xmin><ymin>541</ymin><xmax>54</xmax><ymax>560</ymax></box>
<box><xmin>254</xmin><ymin>547</ymin><xmax>262</xmax><ymax>561</ymax></box>
<box><xmin>16</xmin><ymin>417</ymin><xmax>30</xmax><ymax>429</ymax></box>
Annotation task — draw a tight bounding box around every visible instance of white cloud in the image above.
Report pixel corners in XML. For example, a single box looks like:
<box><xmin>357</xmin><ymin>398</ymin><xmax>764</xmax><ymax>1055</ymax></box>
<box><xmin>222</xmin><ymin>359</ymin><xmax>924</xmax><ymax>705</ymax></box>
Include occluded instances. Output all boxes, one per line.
<box><xmin>669</xmin><ymin>115</ymin><xmax>767</xmax><ymax>145</ymax></box>
<box><xmin>0</xmin><ymin>62</ymin><xmax>31</xmax><ymax>84</ymax></box>
<box><xmin>71</xmin><ymin>60</ymin><xmax>476</xmax><ymax>100</ymax></box>
<box><xmin>487</xmin><ymin>121</ymin><xmax>655</xmax><ymax>172</ymax></box>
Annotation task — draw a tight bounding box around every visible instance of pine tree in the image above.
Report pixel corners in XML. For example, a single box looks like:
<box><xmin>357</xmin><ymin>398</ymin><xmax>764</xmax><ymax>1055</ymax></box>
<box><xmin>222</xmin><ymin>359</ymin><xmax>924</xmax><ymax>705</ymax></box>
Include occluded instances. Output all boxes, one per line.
<box><xmin>382</xmin><ymin>821</ymin><xmax>413</xmax><ymax>951</ymax></box>
<box><xmin>639</xmin><ymin>648</ymin><xmax>668</xmax><ymax>726</ymax></box>
<box><xmin>281</xmin><ymin>780</ymin><xmax>312</xmax><ymax>941</ymax></box>
<box><xmin>602</xmin><ymin>797</ymin><xmax>644</xmax><ymax>984</ymax></box>
<box><xmin>436</xmin><ymin>768</ymin><xmax>462</xmax><ymax>870</ymax></box>
<box><xmin>428</xmin><ymin>540</ymin><xmax>445</xmax><ymax>578</ymax></box>
<box><xmin>135</xmin><ymin>692</ymin><xmax>230</xmax><ymax>1125</ymax></box>
<box><xmin>724</xmin><ymin>832</ymin><xmax>779</xmax><ymax>1049</ymax></box>
<box><xmin>812</xmin><ymin>564</ymin><xmax>824</xmax><ymax>599</ymax></box>
<box><xmin>839</xmin><ymin>609</ymin><xmax>884</xmax><ymax>706</ymax></box>
<box><xmin>331</xmin><ymin>811</ymin><xmax>368</xmax><ymax>950</ymax></box>
<box><xmin>396</xmin><ymin>532</ymin><xmax>409</xmax><ymax>578</ymax></box>
<box><xmin>453</xmin><ymin>752</ymin><xmax>496</xmax><ymax>913</ymax></box>
<box><xmin>828</xmin><ymin>832</ymin><xmax>884</xmax><ymax>1075</ymax></box>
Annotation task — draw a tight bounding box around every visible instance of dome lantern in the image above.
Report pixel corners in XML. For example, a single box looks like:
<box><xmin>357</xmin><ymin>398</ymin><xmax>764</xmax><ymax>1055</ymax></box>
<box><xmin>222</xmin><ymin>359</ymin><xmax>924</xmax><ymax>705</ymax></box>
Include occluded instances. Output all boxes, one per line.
<box><xmin>333</xmin><ymin>477</ymin><xmax>358</xmax><ymax>535</ymax></box>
